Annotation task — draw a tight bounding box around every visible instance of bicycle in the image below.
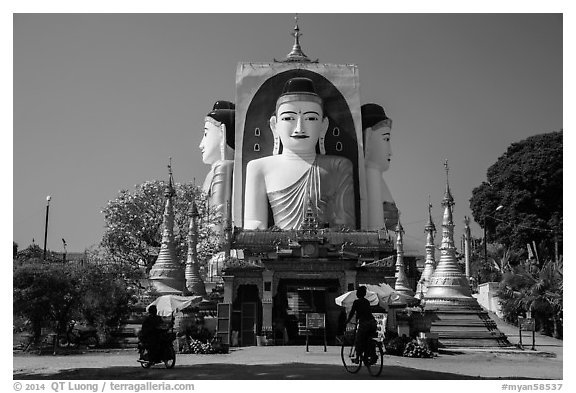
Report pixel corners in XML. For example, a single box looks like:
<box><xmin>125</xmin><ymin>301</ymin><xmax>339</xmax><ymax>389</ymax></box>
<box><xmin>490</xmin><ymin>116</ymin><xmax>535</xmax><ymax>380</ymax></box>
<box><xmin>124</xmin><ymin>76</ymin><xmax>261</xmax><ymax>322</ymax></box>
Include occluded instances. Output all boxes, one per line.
<box><xmin>340</xmin><ymin>322</ymin><xmax>384</xmax><ymax>377</ymax></box>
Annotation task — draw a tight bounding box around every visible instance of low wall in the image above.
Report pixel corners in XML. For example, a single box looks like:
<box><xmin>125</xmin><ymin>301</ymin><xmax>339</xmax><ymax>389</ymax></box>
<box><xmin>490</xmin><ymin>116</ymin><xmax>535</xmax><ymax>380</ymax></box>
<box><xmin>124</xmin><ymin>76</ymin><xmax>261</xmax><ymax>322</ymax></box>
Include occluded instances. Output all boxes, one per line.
<box><xmin>474</xmin><ymin>282</ymin><xmax>503</xmax><ymax>318</ymax></box>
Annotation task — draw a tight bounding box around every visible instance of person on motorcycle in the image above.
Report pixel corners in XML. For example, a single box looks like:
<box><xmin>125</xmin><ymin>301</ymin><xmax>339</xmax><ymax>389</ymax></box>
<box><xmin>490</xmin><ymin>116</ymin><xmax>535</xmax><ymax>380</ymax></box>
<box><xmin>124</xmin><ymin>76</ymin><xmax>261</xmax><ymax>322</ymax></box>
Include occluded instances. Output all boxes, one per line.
<box><xmin>345</xmin><ymin>286</ymin><xmax>378</xmax><ymax>364</ymax></box>
<box><xmin>139</xmin><ymin>305</ymin><xmax>164</xmax><ymax>360</ymax></box>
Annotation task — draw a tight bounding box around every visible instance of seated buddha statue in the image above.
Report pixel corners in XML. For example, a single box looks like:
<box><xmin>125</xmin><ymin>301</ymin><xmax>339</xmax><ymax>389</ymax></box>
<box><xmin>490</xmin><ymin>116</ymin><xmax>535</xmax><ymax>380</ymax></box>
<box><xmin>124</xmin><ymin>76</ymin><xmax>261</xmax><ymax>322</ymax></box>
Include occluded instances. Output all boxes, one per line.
<box><xmin>361</xmin><ymin>103</ymin><xmax>399</xmax><ymax>230</ymax></box>
<box><xmin>199</xmin><ymin>100</ymin><xmax>235</xmax><ymax>230</ymax></box>
<box><xmin>243</xmin><ymin>77</ymin><xmax>355</xmax><ymax>230</ymax></box>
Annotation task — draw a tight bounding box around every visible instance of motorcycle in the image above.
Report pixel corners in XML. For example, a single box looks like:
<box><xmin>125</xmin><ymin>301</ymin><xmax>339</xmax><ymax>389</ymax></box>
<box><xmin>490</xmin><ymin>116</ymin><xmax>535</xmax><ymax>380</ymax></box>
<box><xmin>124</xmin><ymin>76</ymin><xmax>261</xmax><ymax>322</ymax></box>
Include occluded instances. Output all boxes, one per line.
<box><xmin>137</xmin><ymin>331</ymin><xmax>176</xmax><ymax>369</ymax></box>
<box><xmin>58</xmin><ymin>321</ymin><xmax>99</xmax><ymax>348</ymax></box>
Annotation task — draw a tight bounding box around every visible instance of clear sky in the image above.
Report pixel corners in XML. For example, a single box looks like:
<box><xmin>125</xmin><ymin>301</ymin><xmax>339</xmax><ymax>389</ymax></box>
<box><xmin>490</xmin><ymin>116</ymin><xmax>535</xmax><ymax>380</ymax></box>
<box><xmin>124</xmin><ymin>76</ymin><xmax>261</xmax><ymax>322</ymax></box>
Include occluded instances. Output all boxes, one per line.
<box><xmin>12</xmin><ymin>13</ymin><xmax>563</xmax><ymax>254</ymax></box>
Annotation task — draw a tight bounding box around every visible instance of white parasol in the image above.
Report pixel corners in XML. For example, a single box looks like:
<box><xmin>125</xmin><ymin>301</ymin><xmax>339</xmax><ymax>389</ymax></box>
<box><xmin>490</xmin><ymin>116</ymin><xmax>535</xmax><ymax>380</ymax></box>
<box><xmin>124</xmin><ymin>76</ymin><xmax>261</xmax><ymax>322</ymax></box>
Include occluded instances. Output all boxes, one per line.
<box><xmin>147</xmin><ymin>295</ymin><xmax>204</xmax><ymax>317</ymax></box>
<box><xmin>362</xmin><ymin>283</ymin><xmax>419</xmax><ymax>309</ymax></box>
<box><xmin>335</xmin><ymin>289</ymin><xmax>380</xmax><ymax>308</ymax></box>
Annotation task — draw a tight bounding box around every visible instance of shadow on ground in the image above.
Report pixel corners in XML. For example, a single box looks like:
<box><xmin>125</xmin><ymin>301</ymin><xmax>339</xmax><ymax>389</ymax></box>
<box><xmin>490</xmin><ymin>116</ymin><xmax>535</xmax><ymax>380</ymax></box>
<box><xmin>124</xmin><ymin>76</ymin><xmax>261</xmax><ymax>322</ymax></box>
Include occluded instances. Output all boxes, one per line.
<box><xmin>14</xmin><ymin>363</ymin><xmax>539</xmax><ymax>380</ymax></box>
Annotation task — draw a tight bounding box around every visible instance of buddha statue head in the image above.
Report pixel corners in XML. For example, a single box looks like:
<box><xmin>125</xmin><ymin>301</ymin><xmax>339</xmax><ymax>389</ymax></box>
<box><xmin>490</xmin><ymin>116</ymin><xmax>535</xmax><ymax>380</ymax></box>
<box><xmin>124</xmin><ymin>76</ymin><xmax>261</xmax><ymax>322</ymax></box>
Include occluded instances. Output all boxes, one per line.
<box><xmin>269</xmin><ymin>77</ymin><xmax>329</xmax><ymax>156</ymax></box>
<box><xmin>200</xmin><ymin>101</ymin><xmax>236</xmax><ymax>165</ymax></box>
<box><xmin>361</xmin><ymin>103</ymin><xmax>392</xmax><ymax>171</ymax></box>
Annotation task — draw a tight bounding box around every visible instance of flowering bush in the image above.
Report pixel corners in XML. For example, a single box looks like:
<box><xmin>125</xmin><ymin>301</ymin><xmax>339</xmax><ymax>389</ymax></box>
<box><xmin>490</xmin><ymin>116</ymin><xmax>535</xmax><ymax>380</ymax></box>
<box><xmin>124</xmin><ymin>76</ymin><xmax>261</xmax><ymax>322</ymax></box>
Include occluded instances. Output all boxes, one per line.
<box><xmin>402</xmin><ymin>340</ymin><xmax>434</xmax><ymax>358</ymax></box>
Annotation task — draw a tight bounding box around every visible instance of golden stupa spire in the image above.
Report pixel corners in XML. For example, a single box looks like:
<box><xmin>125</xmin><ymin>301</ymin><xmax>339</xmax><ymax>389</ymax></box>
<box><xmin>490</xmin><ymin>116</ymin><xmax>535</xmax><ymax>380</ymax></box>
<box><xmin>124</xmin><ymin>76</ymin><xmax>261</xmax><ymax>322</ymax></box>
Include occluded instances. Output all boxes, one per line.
<box><xmin>416</xmin><ymin>196</ymin><xmax>437</xmax><ymax>299</ymax></box>
<box><xmin>149</xmin><ymin>158</ymin><xmax>185</xmax><ymax>295</ymax></box>
<box><xmin>424</xmin><ymin>161</ymin><xmax>476</xmax><ymax>308</ymax></box>
<box><xmin>394</xmin><ymin>212</ymin><xmax>415</xmax><ymax>296</ymax></box>
<box><xmin>185</xmin><ymin>200</ymin><xmax>207</xmax><ymax>296</ymax></box>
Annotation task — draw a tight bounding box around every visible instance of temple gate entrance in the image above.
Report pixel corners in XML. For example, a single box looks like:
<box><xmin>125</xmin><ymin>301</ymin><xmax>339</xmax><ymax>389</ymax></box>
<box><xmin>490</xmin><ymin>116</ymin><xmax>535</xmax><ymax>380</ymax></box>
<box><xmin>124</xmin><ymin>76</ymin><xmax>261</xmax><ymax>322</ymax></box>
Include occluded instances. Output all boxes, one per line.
<box><xmin>232</xmin><ymin>284</ymin><xmax>262</xmax><ymax>347</ymax></box>
<box><xmin>273</xmin><ymin>278</ymin><xmax>341</xmax><ymax>344</ymax></box>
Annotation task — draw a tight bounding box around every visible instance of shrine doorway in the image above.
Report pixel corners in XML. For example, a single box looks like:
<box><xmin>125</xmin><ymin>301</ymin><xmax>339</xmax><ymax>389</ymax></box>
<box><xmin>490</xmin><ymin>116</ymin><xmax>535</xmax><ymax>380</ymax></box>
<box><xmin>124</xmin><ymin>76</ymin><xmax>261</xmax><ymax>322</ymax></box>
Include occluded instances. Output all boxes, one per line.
<box><xmin>232</xmin><ymin>284</ymin><xmax>262</xmax><ymax>347</ymax></box>
<box><xmin>273</xmin><ymin>278</ymin><xmax>342</xmax><ymax>344</ymax></box>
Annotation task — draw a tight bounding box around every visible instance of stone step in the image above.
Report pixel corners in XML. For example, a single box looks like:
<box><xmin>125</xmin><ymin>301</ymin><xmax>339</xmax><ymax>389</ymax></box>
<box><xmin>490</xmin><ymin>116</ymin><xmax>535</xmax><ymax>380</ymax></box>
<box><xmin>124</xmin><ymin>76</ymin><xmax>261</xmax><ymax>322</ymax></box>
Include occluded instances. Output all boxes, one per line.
<box><xmin>440</xmin><ymin>335</ymin><xmax>512</xmax><ymax>345</ymax></box>
<box><xmin>432</xmin><ymin>320</ymin><xmax>497</xmax><ymax>328</ymax></box>
<box><xmin>434</xmin><ymin>330</ymin><xmax>506</xmax><ymax>339</ymax></box>
<box><xmin>433</xmin><ymin>311</ymin><xmax>489</xmax><ymax>318</ymax></box>
<box><xmin>430</xmin><ymin>325</ymin><xmax>498</xmax><ymax>332</ymax></box>
<box><xmin>425</xmin><ymin>307</ymin><xmax>511</xmax><ymax>348</ymax></box>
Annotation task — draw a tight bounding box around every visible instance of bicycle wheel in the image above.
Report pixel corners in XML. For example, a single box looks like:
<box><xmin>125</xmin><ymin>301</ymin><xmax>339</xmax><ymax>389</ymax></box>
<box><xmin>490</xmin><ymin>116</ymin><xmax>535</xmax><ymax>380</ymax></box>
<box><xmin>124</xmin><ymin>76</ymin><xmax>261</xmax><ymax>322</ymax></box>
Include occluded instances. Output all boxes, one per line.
<box><xmin>341</xmin><ymin>340</ymin><xmax>361</xmax><ymax>374</ymax></box>
<box><xmin>365</xmin><ymin>341</ymin><xmax>384</xmax><ymax>377</ymax></box>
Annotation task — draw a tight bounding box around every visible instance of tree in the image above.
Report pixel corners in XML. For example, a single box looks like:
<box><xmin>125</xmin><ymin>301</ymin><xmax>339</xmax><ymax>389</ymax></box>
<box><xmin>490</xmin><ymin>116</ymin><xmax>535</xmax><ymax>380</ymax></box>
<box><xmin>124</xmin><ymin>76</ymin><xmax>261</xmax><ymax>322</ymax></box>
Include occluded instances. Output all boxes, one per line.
<box><xmin>101</xmin><ymin>180</ymin><xmax>220</xmax><ymax>273</ymax></box>
<box><xmin>466</xmin><ymin>236</ymin><xmax>503</xmax><ymax>285</ymax></box>
<box><xmin>73</xmin><ymin>260</ymin><xmax>139</xmax><ymax>341</ymax></box>
<box><xmin>469</xmin><ymin>131</ymin><xmax>562</xmax><ymax>264</ymax></box>
<box><xmin>498</xmin><ymin>258</ymin><xmax>563</xmax><ymax>338</ymax></box>
<box><xmin>13</xmin><ymin>262</ymin><xmax>80</xmax><ymax>344</ymax></box>
<box><xmin>15</xmin><ymin>244</ymin><xmax>47</xmax><ymax>263</ymax></box>
<box><xmin>485</xmin><ymin>243</ymin><xmax>511</xmax><ymax>273</ymax></box>
<box><xmin>14</xmin><ymin>251</ymin><xmax>142</xmax><ymax>346</ymax></box>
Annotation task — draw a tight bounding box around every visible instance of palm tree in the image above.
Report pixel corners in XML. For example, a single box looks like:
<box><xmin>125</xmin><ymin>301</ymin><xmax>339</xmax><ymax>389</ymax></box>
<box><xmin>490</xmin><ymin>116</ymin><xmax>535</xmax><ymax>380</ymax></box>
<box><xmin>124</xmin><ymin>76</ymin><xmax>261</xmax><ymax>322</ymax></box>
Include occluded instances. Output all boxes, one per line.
<box><xmin>486</xmin><ymin>243</ymin><xmax>511</xmax><ymax>273</ymax></box>
<box><xmin>522</xmin><ymin>259</ymin><xmax>562</xmax><ymax>338</ymax></box>
<box><xmin>498</xmin><ymin>258</ymin><xmax>563</xmax><ymax>338</ymax></box>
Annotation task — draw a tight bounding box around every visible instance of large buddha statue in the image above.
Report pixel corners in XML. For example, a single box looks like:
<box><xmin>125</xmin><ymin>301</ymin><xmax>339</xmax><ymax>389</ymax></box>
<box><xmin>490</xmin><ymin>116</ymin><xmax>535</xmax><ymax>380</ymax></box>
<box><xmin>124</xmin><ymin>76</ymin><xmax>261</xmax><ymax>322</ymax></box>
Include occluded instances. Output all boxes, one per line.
<box><xmin>361</xmin><ymin>103</ymin><xmax>399</xmax><ymax>230</ymax></box>
<box><xmin>199</xmin><ymin>101</ymin><xmax>235</xmax><ymax>229</ymax></box>
<box><xmin>243</xmin><ymin>77</ymin><xmax>355</xmax><ymax>230</ymax></box>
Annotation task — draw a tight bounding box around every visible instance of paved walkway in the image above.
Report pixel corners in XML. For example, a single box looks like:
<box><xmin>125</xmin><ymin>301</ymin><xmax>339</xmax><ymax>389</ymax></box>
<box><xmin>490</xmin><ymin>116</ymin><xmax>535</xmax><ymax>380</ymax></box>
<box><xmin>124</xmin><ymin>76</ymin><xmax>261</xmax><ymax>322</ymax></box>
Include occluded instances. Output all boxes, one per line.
<box><xmin>14</xmin><ymin>334</ymin><xmax>563</xmax><ymax>380</ymax></box>
<box><xmin>13</xmin><ymin>310</ymin><xmax>564</xmax><ymax>380</ymax></box>
<box><xmin>487</xmin><ymin>311</ymin><xmax>563</xmax><ymax>360</ymax></box>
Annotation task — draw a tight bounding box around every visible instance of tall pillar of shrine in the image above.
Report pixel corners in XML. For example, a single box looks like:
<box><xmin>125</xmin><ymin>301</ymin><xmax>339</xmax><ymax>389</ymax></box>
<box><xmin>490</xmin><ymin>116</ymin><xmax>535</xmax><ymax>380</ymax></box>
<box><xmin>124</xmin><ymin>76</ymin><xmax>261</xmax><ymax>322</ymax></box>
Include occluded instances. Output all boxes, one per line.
<box><xmin>185</xmin><ymin>200</ymin><xmax>207</xmax><ymax>296</ymax></box>
<box><xmin>464</xmin><ymin>216</ymin><xmax>472</xmax><ymax>279</ymax></box>
<box><xmin>393</xmin><ymin>216</ymin><xmax>415</xmax><ymax>296</ymax></box>
<box><xmin>416</xmin><ymin>198</ymin><xmax>437</xmax><ymax>299</ymax></box>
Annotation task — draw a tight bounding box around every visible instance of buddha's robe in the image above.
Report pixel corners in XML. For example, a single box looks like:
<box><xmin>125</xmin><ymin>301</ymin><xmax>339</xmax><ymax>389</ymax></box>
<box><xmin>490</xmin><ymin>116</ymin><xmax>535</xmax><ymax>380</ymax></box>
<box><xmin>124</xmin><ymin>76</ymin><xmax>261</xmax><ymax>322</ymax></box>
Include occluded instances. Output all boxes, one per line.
<box><xmin>267</xmin><ymin>155</ymin><xmax>355</xmax><ymax>229</ymax></box>
<box><xmin>202</xmin><ymin>159</ymin><xmax>233</xmax><ymax>229</ymax></box>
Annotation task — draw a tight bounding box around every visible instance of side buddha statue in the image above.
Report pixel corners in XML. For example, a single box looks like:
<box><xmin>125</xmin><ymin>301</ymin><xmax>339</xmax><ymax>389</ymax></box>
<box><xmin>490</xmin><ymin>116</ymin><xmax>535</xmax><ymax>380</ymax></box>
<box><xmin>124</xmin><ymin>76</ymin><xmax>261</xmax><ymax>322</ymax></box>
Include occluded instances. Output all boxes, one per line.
<box><xmin>361</xmin><ymin>103</ymin><xmax>399</xmax><ymax>230</ymax></box>
<box><xmin>243</xmin><ymin>77</ymin><xmax>355</xmax><ymax>230</ymax></box>
<box><xmin>199</xmin><ymin>100</ymin><xmax>235</xmax><ymax>231</ymax></box>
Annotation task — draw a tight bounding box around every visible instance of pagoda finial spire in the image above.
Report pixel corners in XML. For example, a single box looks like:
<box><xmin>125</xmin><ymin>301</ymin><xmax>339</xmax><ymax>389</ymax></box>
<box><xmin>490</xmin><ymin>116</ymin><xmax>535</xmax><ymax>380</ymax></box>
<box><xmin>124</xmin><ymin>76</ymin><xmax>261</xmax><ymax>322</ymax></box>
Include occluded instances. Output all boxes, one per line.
<box><xmin>165</xmin><ymin>157</ymin><xmax>175</xmax><ymax>198</ymax></box>
<box><xmin>425</xmin><ymin>195</ymin><xmax>436</xmax><ymax>232</ymax></box>
<box><xmin>443</xmin><ymin>159</ymin><xmax>454</xmax><ymax>206</ymax></box>
<box><xmin>276</xmin><ymin>15</ymin><xmax>317</xmax><ymax>63</ymax></box>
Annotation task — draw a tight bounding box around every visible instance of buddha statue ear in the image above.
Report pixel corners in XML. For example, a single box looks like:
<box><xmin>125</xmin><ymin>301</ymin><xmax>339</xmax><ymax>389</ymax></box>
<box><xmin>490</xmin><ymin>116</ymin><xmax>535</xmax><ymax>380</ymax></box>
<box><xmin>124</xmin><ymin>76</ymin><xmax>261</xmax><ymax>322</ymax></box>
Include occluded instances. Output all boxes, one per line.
<box><xmin>219</xmin><ymin>123</ymin><xmax>227</xmax><ymax>161</ymax></box>
<box><xmin>220</xmin><ymin>123</ymin><xmax>234</xmax><ymax>161</ymax></box>
<box><xmin>269</xmin><ymin>115</ymin><xmax>280</xmax><ymax>155</ymax></box>
<box><xmin>318</xmin><ymin>116</ymin><xmax>329</xmax><ymax>155</ymax></box>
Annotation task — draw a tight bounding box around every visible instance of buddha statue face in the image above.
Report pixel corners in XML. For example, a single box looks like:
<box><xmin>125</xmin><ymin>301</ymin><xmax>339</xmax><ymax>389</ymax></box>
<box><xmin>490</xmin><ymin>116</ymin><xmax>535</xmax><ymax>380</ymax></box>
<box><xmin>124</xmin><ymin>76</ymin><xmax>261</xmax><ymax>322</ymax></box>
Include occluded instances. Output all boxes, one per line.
<box><xmin>199</xmin><ymin>120</ymin><xmax>222</xmax><ymax>165</ymax></box>
<box><xmin>269</xmin><ymin>100</ymin><xmax>329</xmax><ymax>155</ymax></box>
<box><xmin>365</xmin><ymin>120</ymin><xmax>392</xmax><ymax>171</ymax></box>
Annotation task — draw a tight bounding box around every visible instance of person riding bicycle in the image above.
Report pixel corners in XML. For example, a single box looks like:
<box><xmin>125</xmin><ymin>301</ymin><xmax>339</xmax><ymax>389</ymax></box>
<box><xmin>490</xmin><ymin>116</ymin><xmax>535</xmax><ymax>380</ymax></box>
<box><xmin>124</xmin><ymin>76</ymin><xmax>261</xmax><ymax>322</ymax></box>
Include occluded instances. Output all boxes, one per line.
<box><xmin>139</xmin><ymin>305</ymin><xmax>165</xmax><ymax>361</ymax></box>
<box><xmin>345</xmin><ymin>286</ymin><xmax>378</xmax><ymax>364</ymax></box>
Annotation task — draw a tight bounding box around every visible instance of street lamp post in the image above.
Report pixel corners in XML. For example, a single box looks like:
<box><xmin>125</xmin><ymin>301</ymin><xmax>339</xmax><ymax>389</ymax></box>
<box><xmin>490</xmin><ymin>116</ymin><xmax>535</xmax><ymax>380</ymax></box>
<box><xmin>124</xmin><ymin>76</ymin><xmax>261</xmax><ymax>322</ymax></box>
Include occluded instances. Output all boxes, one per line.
<box><xmin>43</xmin><ymin>195</ymin><xmax>51</xmax><ymax>261</ymax></box>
